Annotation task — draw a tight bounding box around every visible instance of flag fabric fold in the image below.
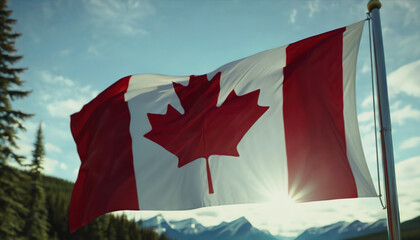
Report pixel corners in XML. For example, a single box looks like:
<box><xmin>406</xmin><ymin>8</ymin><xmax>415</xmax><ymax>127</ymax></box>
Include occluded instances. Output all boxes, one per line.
<box><xmin>69</xmin><ymin>21</ymin><xmax>376</xmax><ymax>233</ymax></box>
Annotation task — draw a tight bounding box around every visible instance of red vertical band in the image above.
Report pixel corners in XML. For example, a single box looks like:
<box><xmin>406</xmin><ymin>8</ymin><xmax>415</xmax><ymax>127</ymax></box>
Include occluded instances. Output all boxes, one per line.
<box><xmin>283</xmin><ymin>27</ymin><xmax>358</xmax><ymax>202</ymax></box>
<box><xmin>69</xmin><ymin>76</ymin><xmax>139</xmax><ymax>233</ymax></box>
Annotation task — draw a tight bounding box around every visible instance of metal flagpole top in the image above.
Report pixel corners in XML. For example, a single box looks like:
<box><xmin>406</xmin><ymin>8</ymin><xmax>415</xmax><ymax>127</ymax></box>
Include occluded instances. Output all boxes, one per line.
<box><xmin>368</xmin><ymin>0</ymin><xmax>382</xmax><ymax>12</ymax></box>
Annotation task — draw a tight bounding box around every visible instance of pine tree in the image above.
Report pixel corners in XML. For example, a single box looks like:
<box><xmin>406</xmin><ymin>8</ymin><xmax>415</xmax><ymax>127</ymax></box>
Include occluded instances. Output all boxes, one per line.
<box><xmin>0</xmin><ymin>0</ymin><xmax>32</xmax><ymax>165</ymax></box>
<box><xmin>43</xmin><ymin>176</ymin><xmax>73</xmax><ymax>240</ymax></box>
<box><xmin>0</xmin><ymin>164</ymin><xmax>28</xmax><ymax>239</ymax></box>
<box><xmin>23</xmin><ymin>123</ymin><xmax>49</xmax><ymax>240</ymax></box>
<box><xmin>0</xmin><ymin>1</ymin><xmax>32</xmax><ymax>238</ymax></box>
<box><xmin>107</xmin><ymin>217</ymin><xmax>118</xmax><ymax>240</ymax></box>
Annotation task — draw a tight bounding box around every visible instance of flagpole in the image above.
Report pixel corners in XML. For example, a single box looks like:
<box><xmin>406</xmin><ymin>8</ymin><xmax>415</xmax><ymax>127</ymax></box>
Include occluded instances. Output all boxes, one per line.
<box><xmin>367</xmin><ymin>1</ymin><xmax>401</xmax><ymax>239</ymax></box>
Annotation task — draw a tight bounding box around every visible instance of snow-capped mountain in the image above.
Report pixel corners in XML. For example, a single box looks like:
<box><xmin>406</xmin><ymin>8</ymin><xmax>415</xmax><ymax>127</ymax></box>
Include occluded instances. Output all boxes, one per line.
<box><xmin>140</xmin><ymin>214</ymin><xmax>387</xmax><ymax>240</ymax></box>
<box><xmin>139</xmin><ymin>215</ymin><xmax>289</xmax><ymax>240</ymax></box>
<box><xmin>295</xmin><ymin>218</ymin><xmax>387</xmax><ymax>240</ymax></box>
<box><xmin>141</xmin><ymin>214</ymin><xmax>173</xmax><ymax>235</ymax></box>
<box><xmin>169</xmin><ymin>218</ymin><xmax>206</xmax><ymax>235</ymax></box>
<box><xmin>196</xmin><ymin>216</ymin><xmax>274</xmax><ymax>240</ymax></box>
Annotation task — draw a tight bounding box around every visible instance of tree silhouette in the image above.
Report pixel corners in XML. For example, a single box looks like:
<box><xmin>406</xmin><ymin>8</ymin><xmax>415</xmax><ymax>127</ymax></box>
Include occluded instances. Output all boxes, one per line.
<box><xmin>23</xmin><ymin>123</ymin><xmax>49</xmax><ymax>240</ymax></box>
<box><xmin>0</xmin><ymin>0</ymin><xmax>32</xmax><ymax>238</ymax></box>
<box><xmin>0</xmin><ymin>0</ymin><xmax>32</xmax><ymax>165</ymax></box>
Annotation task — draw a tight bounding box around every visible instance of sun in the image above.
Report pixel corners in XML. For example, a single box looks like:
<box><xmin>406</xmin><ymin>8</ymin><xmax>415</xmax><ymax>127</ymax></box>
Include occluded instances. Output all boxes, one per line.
<box><xmin>268</xmin><ymin>191</ymin><xmax>296</xmax><ymax>208</ymax></box>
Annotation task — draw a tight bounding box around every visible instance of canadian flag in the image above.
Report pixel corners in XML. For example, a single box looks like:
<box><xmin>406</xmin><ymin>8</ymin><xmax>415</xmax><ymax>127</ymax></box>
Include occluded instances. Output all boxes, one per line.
<box><xmin>69</xmin><ymin>21</ymin><xmax>376</xmax><ymax>232</ymax></box>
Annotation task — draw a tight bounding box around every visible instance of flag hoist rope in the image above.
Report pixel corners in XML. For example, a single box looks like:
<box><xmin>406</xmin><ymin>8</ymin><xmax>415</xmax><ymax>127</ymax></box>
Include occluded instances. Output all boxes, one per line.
<box><xmin>366</xmin><ymin>14</ymin><xmax>386</xmax><ymax>210</ymax></box>
<box><xmin>367</xmin><ymin>0</ymin><xmax>401</xmax><ymax>239</ymax></box>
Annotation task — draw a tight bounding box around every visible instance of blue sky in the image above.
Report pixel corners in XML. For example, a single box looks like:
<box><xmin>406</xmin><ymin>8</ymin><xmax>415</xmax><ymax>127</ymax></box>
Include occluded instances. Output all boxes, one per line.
<box><xmin>8</xmin><ymin>0</ymin><xmax>420</xmax><ymax>237</ymax></box>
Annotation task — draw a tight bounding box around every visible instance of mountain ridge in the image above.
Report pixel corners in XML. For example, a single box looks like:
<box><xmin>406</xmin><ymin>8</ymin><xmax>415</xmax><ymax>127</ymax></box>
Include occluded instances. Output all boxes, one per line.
<box><xmin>295</xmin><ymin>219</ymin><xmax>387</xmax><ymax>240</ymax></box>
<box><xmin>141</xmin><ymin>214</ymin><xmax>420</xmax><ymax>240</ymax></box>
<box><xmin>139</xmin><ymin>214</ymin><xmax>290</xmax><ymax>240</ymax></box>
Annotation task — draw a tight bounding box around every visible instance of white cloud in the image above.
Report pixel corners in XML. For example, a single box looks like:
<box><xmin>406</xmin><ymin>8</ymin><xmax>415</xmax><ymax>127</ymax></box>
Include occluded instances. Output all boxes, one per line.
<box><xmin>357</xmin><ymin>97</ymin><xmax>420</xmax><ymax>133</ymax></box>
<box><xmin>390</xmin><ymin>101</ymin><xmax>420</xmax><ymax>125</ymax></box>
<box><xmin>44</xmin><ymin>159</ymin><xmax>68</xmax><ymax>175</ymax></box>
<box><xmin>290</xmin><ymin>9</ymin><xmax>297</xmax><ymax>24</ymax></box>
<box><xmin>41</xmin><ymin>1</ymin><xmax>55</xmax><ymax>19</ymax></box>
<box><xmin>361</xmin><ymin>60</ymin><xmax>371</xmax><ymax>74</ymax></box>
<box><xmin>396</xmin><ymin>156</ymin><xmax>420</xmax><ymax>180</ymax></box>
<box><xmin>361</xmin><ymin>95</ymin><xmax>373</xmax><ymax>108</ymax></box>
<box><xmin>388</xmin><ymin>59</ymin><xmax>420</xmax><ymax>98</ymax></box>
<box><xmin>358</xmin><ymin>111</ymin><xmax>374</xmax><ymax>123</ymax></box>
<box><xmin>73</xmin><ymin>168</ymin><xmax>79</xmax><ymax>176</ymax></box>
<box><xmin>47</xmin><ymin>98</ymin><xmax>89</xmax><ymax>118</ymax></box>
<box><xmin>88</xmin><ymin>45</ymin><xmax>101</xmax><ymax>56</ymax></box>
<box><xmin>59</xmin><ymin>49</ymin><xmax>71</xmax><ymax>56</ymax></box>
<box><xmin>80</xmin><ymin>85</ymin><xmax>99</xmax><ymax>97</ymax></box>
<box><xmin>307</xmin><ymin>0</ymin><xmax>320</xmax><ymax>18</ymax></box>
<box><xmin>84</xmin><ymin>0</ymin><xmax>155</xmax><ymax>36</ymax></box>
<box><xmin>43</xmin><ymin>157</ymin><xmax>59</xmax><ymax>174</ymax></box>
<box><xmin>13</xmin><ymin>140</ymin><xmax>34</xmax><ymax>166</ymax></box>
<box><xmin>48</xmin><ymin>126</ymin><xmax>73</xmax><ymax>142</ymax></box>
<box><xmin>395</xmin><ymin>156</ymin><xmax>420</xmax><ymax>221</ymax></box>
<box><xmin>391</xmin><ymin>0</ymin><xmax>420</xmax><ymax>27</ymax></box>
<box><xmin>358</xmin><ymin>122</ymin><xmax>374</xmax><ymax>135</ymax></box>
<box><xmin>400</xmin><ymin>137</ymin><xmax>420</xmax><ymax>150</ymax></box>
<box><xmin>40</xmin><ymin>71</ymin><xmax>74</xmax><ymax>87</ymax></box>
<box><xmin>38</xmin><ymin>71</ymin><xmax>98</xmax><ymax>118</ymax></box>
<box><xmin>397</xmin><ymin>34</ymin><xmax>420</xmax><ymax>57</ymax></box>
<box><xmin>45</xmin><ymin>143</ymin><xmax>62</xmax><ymax>154</ymax></box>
<box><xmin>60</xmin><ymin>162</ymin><xmax>68</xmax><ymax>170</ymax></box>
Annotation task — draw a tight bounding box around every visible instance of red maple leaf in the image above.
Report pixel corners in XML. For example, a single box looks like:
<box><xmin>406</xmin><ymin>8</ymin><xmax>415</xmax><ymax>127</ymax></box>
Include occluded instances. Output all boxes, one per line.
<box><xmin>144</xmin><ymin>72</ymin><xmax>269</xmax><ymax>194</ymax></box>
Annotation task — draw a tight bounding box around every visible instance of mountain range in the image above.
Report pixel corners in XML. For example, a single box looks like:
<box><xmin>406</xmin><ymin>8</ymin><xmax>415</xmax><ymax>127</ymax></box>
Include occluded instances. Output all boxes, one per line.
<box><xmin>138</xmin><ymin>214</ymin><xmax>390</xmax><ymax>240</ymax></box>
<box><xmin>295</xmin><ymin>219</ymin><xmax>387</xmax><ymax>240</ymax></box>
<box><xmin>139</xmin><ymin>214</ymin><xmax>291</xmax><ymax>240</ymax></box>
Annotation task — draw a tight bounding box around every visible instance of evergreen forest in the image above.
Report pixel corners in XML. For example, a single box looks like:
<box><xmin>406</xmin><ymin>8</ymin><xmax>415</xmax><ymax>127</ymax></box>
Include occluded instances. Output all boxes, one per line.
<box><xmin>3</xmin><ymin>166</ymin><xmax>172</xmax><ymax>240</ymax></box>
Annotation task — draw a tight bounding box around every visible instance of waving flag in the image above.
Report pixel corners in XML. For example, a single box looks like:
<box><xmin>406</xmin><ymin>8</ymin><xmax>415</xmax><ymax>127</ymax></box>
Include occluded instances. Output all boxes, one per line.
<box><xmin>69</xmin><ymin>21</ymin><xmax>376</xmax><ymax>232</ymax></box>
